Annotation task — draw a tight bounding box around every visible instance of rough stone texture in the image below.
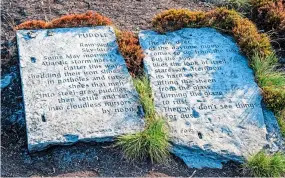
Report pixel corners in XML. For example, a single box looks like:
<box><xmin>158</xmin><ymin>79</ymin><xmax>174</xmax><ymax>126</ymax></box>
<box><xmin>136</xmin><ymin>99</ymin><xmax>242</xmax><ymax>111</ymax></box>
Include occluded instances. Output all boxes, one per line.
<box><xmin>16</xmin><ymin>26</ymin><xmax>144</xmax><ymax>152</ymax></box>
<box><xmin>1</xmin><ymin>74</ymin><xmax>13</xmax><ymax>89</ymax></box>
<box><xmin>262</xmin><ymin>104</ymin><xmax>285</xmax><ymax>152</ymax></box>
<box><xmin>139</xmin><ymin>28</ymin><xmax>282</xmax><ymax>168</ymax></box>
<box><xmin>1</xmin><ymin>1</ymin><xmax>281</xmax><ymax>176</ymax></box>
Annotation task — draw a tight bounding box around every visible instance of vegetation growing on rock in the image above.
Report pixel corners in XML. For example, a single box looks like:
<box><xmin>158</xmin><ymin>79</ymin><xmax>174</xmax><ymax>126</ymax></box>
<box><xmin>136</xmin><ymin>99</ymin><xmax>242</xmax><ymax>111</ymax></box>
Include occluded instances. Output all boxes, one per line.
<box><xmin>152</xmin><ymin>8</ymin><xmax>272</xmax><ymax>57</ymax></box>
<box><xmin>15</xmin><ymin>11</ymin><xmax>144</xmax><ymax>77</ymax></box>
<box><xmin>152</xmin><ymin>7</ymin><xmax>285</xmax><ymax>134</ymax></box>
<box><xmin>117</xmin><ymin>31</ymin><xmax>144</xmax><ymax>77</ymax></box>
<box><xmin>277</xmin><ymin>110</ymin><xmax>285</xmax><ymax>137</ymax></box>
<box><xmin>16</xmin><ymin>11</ymin><xmax>112</xmax><ymax>30</ymax></box>
<box><xmin>16</xmin><ymin>11</ymin><xmax>168</xmax><ymax>163</ymax></box>
<box><xmin>152</xmin><ymin>8</ymin><xmax>285</xmax><ymax>176</ymax></box>
<box><xmin>117</xmin><ymin>77</ymin><xmax>170</xmax><ymax>163</ymax></box>
<box><xmin>13</xmin><ymin>8</ymin><xmax>285</xmax><ymax>173</ymax></box>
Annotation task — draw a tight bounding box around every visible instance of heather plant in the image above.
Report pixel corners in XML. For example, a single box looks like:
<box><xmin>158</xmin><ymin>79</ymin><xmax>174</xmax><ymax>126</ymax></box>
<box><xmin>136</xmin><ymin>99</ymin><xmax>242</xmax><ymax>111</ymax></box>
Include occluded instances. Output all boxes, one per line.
<box><xmin>117</xmin><ymin>31</ymin><xmax>144</xmax><ymax>76</ymax></box>
<box><xmin>250</xmin><ymin>0</ymin><xmax>285</xmax><ymax>33</ymax></box>
<box><xmin>152</xmin><ymin>8</ymin><xmax>273</xmax><ymax>58</ymax></box>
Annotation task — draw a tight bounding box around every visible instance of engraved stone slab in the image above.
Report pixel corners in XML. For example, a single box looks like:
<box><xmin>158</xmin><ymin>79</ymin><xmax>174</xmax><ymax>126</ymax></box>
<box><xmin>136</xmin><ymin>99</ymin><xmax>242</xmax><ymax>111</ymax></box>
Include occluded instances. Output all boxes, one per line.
<box><xmin>139</xmin><ymin>28</ymin><xmax>275</xmax><ymax>168</ymax></box>
<box><xmin>17</xmin><ymin>26</ymin><xmax>144</xmax><ymax>152</ymax></box>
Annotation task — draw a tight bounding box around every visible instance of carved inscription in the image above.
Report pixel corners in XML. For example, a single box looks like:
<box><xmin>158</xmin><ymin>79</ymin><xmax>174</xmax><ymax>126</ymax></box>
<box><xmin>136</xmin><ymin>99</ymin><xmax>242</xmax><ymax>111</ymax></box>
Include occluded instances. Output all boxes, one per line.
<box><xmin>139</xmin><ymin>28</ymin><xmax>266</xmax><ymax>151</ymax></box>
<box><xmin>17</xmin><ymin>26</ymin><xmax>144</xmax><ymax>151</ymax></box>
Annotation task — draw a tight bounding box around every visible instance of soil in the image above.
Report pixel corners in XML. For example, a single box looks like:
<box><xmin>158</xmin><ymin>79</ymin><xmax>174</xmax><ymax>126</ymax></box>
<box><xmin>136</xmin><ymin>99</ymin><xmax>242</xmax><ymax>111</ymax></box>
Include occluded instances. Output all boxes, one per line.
<box><xmin>0</xmin><ymin>0</ymin><xmax>278</xmax><ymax>177</ymax></box>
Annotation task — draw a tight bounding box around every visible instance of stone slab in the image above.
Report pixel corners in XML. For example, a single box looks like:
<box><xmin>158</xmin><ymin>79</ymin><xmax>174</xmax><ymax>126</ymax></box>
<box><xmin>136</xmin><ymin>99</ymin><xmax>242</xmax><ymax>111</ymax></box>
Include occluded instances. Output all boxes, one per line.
<box><xmin>16</xmin><ymin>26</ymin><xmax>144</xmax><ymax>152</ymax></box>
<box><xmin>139</xmin><ymin>28</ymin><xmax>279</xmax><ymax>168</ymax></box>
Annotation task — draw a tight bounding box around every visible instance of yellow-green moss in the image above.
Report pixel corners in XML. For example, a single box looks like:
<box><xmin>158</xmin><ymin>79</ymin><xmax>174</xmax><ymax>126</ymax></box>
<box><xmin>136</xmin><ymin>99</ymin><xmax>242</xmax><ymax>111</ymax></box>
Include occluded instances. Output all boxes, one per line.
<box><xmin>152</xmin><ymin>9</ymin><xmax>206</xmax><ymax>33</ymax></box>
<box><xmin>262</xmin><ymin>86</ymin><xmax>285</xmax><ymax>113</ymax></box>
<box><xmin>153</xmin><ymin>8</ymin><xmax>273</xmax><ymax>58</ymax></box>
<box><xmin>277</xmin><ymin>109</ymin><xmax>285</xmax><ymax>137</ymax></box>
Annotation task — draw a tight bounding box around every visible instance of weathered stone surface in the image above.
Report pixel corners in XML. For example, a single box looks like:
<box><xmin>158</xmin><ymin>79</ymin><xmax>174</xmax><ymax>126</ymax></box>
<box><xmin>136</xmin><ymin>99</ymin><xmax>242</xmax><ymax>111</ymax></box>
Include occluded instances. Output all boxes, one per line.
<box><xmin>17</xmin><ymin>26</ymin><xmax>144</xmax><ymax>152</ymax></box>
<box><xmin>1</xmin><ymin>74</ymin><xmax>13</xmax><ymax>89</ymax></box>
<box><xmin>139</xmin><ymin>28</ymin><xmax>282</xmax><ymax>168</ymax></box>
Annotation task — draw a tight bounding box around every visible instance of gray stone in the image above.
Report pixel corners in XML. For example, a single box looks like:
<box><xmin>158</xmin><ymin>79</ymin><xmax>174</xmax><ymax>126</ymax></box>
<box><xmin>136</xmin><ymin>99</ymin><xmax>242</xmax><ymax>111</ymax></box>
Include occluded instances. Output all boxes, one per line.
<box><xmin>139</xmin><ymin>28</ymin><xmax>282</xmax><ymax>168</ymax></box>
<box><xmin>10</xmin><ymin>109</ymin><xmax>26</xmax><ymax>127</ymax></box>
<box><xmin>1</xmin><ymin>74</ymin><xmax>13</xmax><ymax>89</ymax></box>
<box><xmin>16</xmin><ymin>26</ymin><xmax>144</xmax><ymax>152</ymax></box>
<box><xmin>262</xmin><ymin>103</ymin><xmax>284</xmax><ymax>152</ymax></box>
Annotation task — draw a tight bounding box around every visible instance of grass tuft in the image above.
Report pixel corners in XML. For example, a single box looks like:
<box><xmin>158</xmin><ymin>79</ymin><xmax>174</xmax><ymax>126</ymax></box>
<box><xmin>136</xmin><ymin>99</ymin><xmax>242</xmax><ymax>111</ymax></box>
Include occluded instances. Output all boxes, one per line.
<box><xmin>117</xmin><ymin>116</ymin><xmax>169</xmax><ymax>163</ymax></box>
<box><xmin>117</xmin><ymin>76</ymin><xmax>170</xmax><ymax>163</ymax></box>
<box><xmin>244</xmin><ymin>151</ymin><xmax>285</xmax><ymax>177</ymax></box>
<box><xmin>251</xmin><ymin>53</ymin><xmax>285</xmax><ymax>112</ymax></box>
<box><xmin>251</xmin><ymin>53</ymin><xmax>285</xmax><ymax>88</ymax></box>
<box><xmin>132</xmin><ymin>77</ymin><xmax>155</xmax><ymax>117</ymax></box>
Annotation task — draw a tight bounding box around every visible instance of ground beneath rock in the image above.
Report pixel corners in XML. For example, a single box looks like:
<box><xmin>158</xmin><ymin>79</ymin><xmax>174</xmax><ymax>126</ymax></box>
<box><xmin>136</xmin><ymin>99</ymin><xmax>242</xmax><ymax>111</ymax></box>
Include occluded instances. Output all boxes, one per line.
<box><xmin>0</xmin><ymin>0</ymin><xmax>277</xmax><ymax>177</ymax></box>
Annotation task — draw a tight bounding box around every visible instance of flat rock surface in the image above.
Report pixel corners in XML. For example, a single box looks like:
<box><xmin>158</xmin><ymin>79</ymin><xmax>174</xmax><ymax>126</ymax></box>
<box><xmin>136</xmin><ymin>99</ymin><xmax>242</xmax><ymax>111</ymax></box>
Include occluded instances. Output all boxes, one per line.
<box><xmin>16</xmin><ymin>26</ymin><xmax>144</xmax><ymax>152</ymax></box>
<box><xmin>1</xmin><ymin>0</ymin><xmax>283</xmax><ymax>176</ymax></box>
<box><xmin>139</xmin><ymin>28</ymin><xmax>281</xmax><ymax>168</ymax></box>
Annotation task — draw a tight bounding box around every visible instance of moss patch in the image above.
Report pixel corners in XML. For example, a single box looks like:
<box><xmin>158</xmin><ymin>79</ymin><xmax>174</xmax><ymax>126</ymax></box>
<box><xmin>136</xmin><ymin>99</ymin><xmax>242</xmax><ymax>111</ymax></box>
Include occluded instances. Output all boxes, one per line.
<box><xmin>15</xmin><ymin>11</ymin><xmax>112</xmax><ymax>30</ymax></box>
<box><xmin>152</xmin><ymin>8</ymin><xmax>273</xmax><ymax>57</ymax></box>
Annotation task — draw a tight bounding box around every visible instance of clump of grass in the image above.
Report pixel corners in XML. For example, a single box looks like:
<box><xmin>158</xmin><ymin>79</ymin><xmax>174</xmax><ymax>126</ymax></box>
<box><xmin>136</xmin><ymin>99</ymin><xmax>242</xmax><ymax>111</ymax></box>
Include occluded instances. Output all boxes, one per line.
<box><xmin>244</xmin><ymin>151</ymin><xmax>285</xmax><ymax>177</ymax></box>
<box><xmin>132</xmin><ymin>77</ymin><xmax>155</xmax><ymax>117</ymax></box>
<box><xmin>251</xmin><ymin>53</ymin><xmax>285</xmax><ymax>112</ymax></box>
<box><xmin>251</xmin><ymin>53</ymin><xmax>285</xmax><ymax>88</ymax></box>
<box><xmin>262</xmin><ymin>86</ymin><xmax>285</xmax><ymax>112</ymax></box>
<box><xmin>117</xmin><ymin>76</ymin><xmax>170</xmax><ymax>163</ymax></box>
<box><xmin>117</xmin><ymin>116</ymin><xmax>169</xmax><ymax>163</ymax></box>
